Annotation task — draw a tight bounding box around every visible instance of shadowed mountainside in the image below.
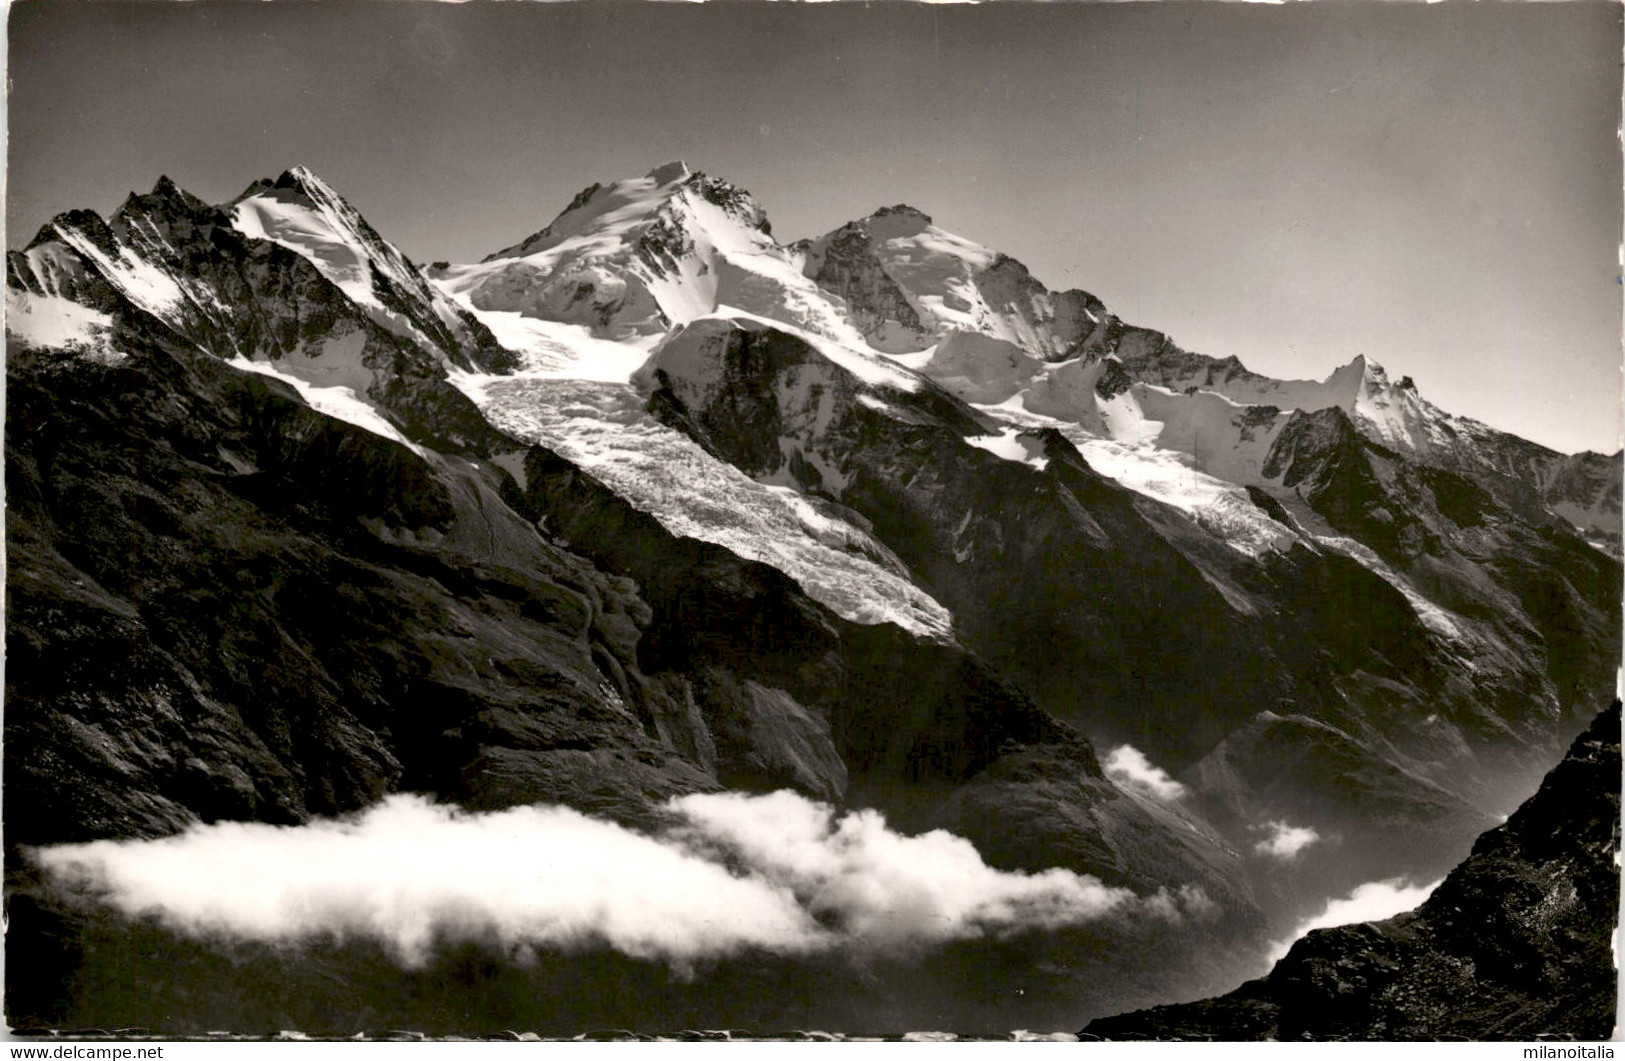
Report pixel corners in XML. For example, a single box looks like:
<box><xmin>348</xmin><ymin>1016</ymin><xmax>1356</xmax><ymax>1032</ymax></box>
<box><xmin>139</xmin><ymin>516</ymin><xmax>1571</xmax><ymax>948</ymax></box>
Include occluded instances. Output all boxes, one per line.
<box><xmin>1085</xmin><ymin>702</ymin><xmax>1621</xmax><ymax>1041</ymax></box>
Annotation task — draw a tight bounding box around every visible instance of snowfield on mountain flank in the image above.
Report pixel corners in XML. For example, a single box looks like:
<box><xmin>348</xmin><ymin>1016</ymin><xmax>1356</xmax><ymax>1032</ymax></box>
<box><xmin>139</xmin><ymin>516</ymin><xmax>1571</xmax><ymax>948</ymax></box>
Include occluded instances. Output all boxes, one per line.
<box><xmin>4</xmin><ymin>288</ymin><xmax>120</xmax><ymax>361</ymax></box>
<box><xmin>50</xmin><ymin>221</ymin><xmax>191</xmax><ymax>325</ymax></box>
<box><xmin>450</xmin><ymin>300</ymin><xmax>661</xmax><ymax>380</ymax></box>
<box><xmin>712</xmin><ymin>307</ymin><xmax>926</xmax><ymax>393</ymax></box>
<box><xmin>968</xmin><ymin>395</ymin><xmax>1299</xmax><ymax>559</ymax></box>
<box><xmin>227</xmin><ymin>355</ymin><xmax>425</xmax><ymax>457</ymax></box>
<box><xmin>964</xmin><ymin>427</ymin><xmax>1050</xmax><ymax>472</ymax></box>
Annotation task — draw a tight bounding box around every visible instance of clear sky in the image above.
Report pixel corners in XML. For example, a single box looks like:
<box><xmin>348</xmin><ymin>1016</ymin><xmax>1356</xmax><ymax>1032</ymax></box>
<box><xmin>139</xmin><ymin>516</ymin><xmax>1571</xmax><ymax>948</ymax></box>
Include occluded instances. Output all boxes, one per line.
<box><xmin>9</xmin><ymin>1</ymin><xmax>1621</xmax><ymax>454</ymax></box>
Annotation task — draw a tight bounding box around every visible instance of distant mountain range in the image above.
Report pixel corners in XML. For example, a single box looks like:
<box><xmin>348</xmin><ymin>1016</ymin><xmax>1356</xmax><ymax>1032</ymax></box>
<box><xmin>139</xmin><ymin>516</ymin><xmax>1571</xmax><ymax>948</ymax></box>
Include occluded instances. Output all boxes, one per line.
<box><xmin>6</xmin><ymin>161</ymin><xmax>1617</xmax><ymax>1036</ymax></box>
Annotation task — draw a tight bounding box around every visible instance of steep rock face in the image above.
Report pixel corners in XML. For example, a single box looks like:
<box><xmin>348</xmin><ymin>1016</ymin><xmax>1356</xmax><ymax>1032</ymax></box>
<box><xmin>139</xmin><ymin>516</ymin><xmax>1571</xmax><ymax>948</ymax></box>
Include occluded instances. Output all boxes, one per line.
<box><xmin>790</xmin><ymin>211</ymin><xmax>934</xmax><ymax>352</ymax></box>
<box><xmin>1262</xmin><ymin>405</ymin><xmax>1621</xmax><ymax>762</ymax></box>
<box><xmin>1085</xmin><ymin>702</ymin><xmax>1621</xmax><ymax>1041</ymax></box>
<box><xmin>1539</xmin><ymin>449</ymin><xmax>1623</xmax><ymax>554</ymax></box>
<box><xmin>638</xmin><ymin>317</ymin><xmax>1278</xmax><ymax>758</ymax></box>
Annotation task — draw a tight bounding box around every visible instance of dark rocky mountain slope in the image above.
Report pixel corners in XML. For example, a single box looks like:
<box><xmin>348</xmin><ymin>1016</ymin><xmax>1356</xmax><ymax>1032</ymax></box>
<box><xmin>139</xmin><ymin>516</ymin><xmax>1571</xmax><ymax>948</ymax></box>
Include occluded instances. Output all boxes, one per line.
<box><xmin>1086</xmin><ymin>701</ymin><xmax>1621</xmax><ymax>1041</ymax></box>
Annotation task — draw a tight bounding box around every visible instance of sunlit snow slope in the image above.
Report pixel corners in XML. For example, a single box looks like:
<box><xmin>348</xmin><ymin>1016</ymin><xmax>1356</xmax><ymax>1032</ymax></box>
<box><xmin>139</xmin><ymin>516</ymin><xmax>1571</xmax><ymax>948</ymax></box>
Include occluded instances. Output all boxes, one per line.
<box><xmin>433</xmin><ymin>162</ymin><xmax>868</xmax><ymax>349</ymax></box>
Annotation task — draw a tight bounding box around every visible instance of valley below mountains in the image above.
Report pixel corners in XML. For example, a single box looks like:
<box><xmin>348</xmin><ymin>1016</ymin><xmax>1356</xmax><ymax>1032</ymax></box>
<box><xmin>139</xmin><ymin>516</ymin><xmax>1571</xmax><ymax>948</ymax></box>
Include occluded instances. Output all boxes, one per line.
<box><xmin>5</xmin><ymin>161</ymin><xmax>1618</xmax><ymax>1037</ymax></box>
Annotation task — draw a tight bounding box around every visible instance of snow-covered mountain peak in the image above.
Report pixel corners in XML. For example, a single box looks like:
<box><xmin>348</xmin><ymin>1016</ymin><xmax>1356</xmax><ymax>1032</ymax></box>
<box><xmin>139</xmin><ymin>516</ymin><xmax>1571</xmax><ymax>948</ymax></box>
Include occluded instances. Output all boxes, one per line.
<box><xmin>433</xmin><ymin>164</ymin><xmax>858</xmax><ymax>348</ymax></box>
<box><xmin>9</xmin><ymin>167</ymin><xmax>515</xmax><ymax>454</ymax></box>
<box><xmin>231</xmin><ymin>166</ymin><xmax>410</xmax><ymax>284</ymax></box>
<box><xmin>797</xmin><ymin>206</ymin><xmax>1109</xmax><ymax>359</ymax></box>
<box><xmin>480</xmin><ymin>166</ymin><xmax>768</xmax><ymax>266</ymax></box>
<box><xmin>481</xmin><ymin>174</ymin><xmax>675</xmax><ymax>262</ymax></box>
<box><xmin>230</xmin><ymin>166</ymin><xmax>353</xmax><ymax>217</ymax></box>
<box><xmin>279</xmin><ymin>164</ymin><xmax>344</xmax><ymax>201</ymax></box>
<box><xmin>209</xmin><ymin>166</ymin><xmax>511</xmax><ymax>373</ymax></box>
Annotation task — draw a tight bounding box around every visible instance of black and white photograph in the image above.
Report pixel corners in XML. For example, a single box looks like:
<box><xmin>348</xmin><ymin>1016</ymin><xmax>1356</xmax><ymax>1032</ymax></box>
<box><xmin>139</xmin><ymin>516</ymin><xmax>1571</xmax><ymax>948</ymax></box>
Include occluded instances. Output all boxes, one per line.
<box><xmin>4</xmin><ymin>0</ymin><xmax>1621</xmax><ymax>1045</ymax></box>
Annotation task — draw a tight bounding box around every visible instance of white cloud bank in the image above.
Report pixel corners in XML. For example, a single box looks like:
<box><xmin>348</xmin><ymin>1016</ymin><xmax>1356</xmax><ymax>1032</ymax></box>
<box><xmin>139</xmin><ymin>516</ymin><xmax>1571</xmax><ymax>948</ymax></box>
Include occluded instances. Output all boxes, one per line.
<box><xmin>1252</xmin><ymin>819</ymin><xmax>1321</xmax><ymax>860</ymax></box>
<box><xmin>1102</xmin><ymin>745</ymin><xmax>1187</xmax><ymax>801</ymax></box>
<box><xmin>1268</xmin><ymin>877</ymin><xmax>1442</xmax><ymax>962</ymax></box>
<box><xmin>33</xmin><ymin>791</ymin><xmax>1200</xmax><ymax>968</ymax></box>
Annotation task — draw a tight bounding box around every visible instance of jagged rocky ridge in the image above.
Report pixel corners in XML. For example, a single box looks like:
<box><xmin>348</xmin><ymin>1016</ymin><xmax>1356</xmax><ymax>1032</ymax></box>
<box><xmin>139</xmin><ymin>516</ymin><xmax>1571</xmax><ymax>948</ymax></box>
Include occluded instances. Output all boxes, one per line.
<box><xmin>5</xmin><ymin>162</ymin><xmax>1619</xmax><ymax>1035</ymax></box>
<box><xmin>8</xmin><ymin>170</ymin><xmax>515</xmax><ymax>455</ymax></box>
<box><xmin>1085</xmin><ymin>702</ymin><xmax>1621</xmax><ymax>1041</ymax></box>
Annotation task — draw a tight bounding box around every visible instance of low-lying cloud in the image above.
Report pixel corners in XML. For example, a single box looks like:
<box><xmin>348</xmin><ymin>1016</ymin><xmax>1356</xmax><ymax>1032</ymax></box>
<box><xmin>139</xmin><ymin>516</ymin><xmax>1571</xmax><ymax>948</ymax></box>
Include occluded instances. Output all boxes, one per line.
<box><xmin>1267</xmin><ymin>877</ymin><xmax>1441</xmax><ymax>962</ymax></box>
<box><xmin>1102</xmin><ymin>745</ymin><xmax>1187</xmax><ymax>801</ymax></box>
<box><xmin>1252</xmin><ymin>820</ymin><xmax>1321</xmax><ymax>860</ymax></box>
<box><xmin>33</xmin><ymin>791</ymin><xmax>1198</xmax><ymax>968</ymax></box>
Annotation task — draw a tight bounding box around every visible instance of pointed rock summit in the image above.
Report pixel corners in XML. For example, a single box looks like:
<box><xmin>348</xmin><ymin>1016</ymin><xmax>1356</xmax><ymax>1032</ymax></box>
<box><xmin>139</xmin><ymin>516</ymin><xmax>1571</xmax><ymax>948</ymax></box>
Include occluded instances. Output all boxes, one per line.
<box><xmin>275</xmin><ymin>164</ymin><xmax>337</xmax><ymax>197</ymax></box>
<box><xmin>227</xmin><ymin>163</ymin><xmax>513</xmax><ymax>375</ymax></box>
<box><xmin>113</xmin><ymin>174</ymin><xmax>212</xmax><ymax>225</ymax></box>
